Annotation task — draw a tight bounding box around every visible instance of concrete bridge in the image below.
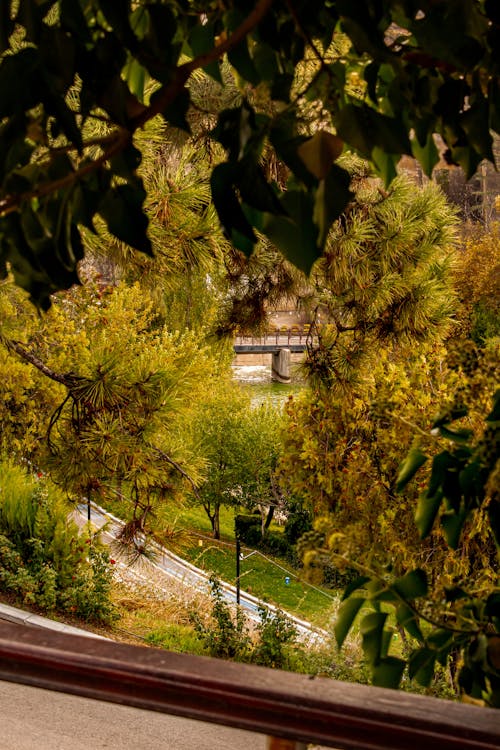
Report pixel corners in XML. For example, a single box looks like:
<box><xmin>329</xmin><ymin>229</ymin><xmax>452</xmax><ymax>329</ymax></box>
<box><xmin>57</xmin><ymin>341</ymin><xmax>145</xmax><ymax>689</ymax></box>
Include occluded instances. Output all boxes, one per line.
<box><xmin>233</xmin><ymin>328</ymin><xmax>313</xmax><ymax>383</ymax></box>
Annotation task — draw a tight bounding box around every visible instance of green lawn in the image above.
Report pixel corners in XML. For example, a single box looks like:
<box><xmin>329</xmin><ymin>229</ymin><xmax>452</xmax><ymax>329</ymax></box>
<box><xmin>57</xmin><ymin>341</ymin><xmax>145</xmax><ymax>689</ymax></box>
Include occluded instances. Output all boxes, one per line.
<box><xmin>100</xmin><ymin>496</ymin><xmax>338</xmax><ymax>628</ymax></box>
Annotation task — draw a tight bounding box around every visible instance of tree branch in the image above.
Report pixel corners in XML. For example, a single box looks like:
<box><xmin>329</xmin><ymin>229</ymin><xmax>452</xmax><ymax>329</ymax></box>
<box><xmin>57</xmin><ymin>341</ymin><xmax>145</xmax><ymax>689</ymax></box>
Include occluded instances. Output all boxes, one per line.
<box><xmin>153</xmin><ymin>447</ymin><xmax>202</xmax><ymax>502</ymax></box>
<box><xmin>132</xmin><ymin>0</ymin><xmax>275</xmax><ymax>129</ymax></box>
<box><xmin>0</xmin><ymin>1</ymin><xmax>274</xmax><ymax>219</ymax></box>
<box><xmin>0</xmin><ymin>129</ymin><xmax>131</xmax><ymax>218</ymax></box>
<box><xmin>4</xmin><ymin>338</ymin><xmax>72</xmax><ymax>387</ymax></box>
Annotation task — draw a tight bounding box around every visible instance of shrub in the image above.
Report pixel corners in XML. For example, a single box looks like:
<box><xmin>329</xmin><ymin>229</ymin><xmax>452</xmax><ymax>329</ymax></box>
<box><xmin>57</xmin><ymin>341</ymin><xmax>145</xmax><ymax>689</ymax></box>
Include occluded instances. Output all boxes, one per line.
<box><xmin>189</xmin><ymin>575</ymin><xmax>251</xmax><ymax>660</ymax></box>
<box><xmin>0</xmin><ymin>459</ymin><xmax>116</xmax><ymax>623</ymax></box>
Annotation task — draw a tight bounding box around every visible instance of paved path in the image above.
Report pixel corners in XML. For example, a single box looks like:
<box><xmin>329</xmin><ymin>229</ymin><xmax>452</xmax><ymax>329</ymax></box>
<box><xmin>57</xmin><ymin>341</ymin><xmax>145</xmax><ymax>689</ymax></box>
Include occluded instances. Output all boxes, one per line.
<box><xmin>77</xmin><ymin>501</ymin><xmax>329</xmax><ymax>644</ymax></box>
<box><xmin>0</xmin><ymin>679</ymin><xmax>267</xmax><ymax>750</ymax></box>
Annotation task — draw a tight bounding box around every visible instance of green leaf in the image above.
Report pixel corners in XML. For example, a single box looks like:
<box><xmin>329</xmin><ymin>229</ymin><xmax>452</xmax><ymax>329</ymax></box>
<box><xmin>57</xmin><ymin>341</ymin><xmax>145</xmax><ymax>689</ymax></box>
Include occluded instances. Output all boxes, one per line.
<box><xmin>415</xmin><ymin>488</ymin><xmax>443</xmax><ymax>538</ymax></box>
<box><xmin>297</xmin><ymin>131</ymin><xmax>343</xmax><ymax>181</ymax></box>
<box><xmin>336</xmin><ymin>104</ymin><xmax>411</xmax><ymax>158</ymax></box>
<box><xmin>411</xmin><ymin>132</ymin><xmax>439</xmax><ymax>177</ymax></box>
<box><xmin>227</xmin><ymin>40</ymin><xmax>260</xmax><ymax>86</ymax></box>
<box><xmin>372</xmin><ymin>656</ymin><xmax>406</xmax><ymax>689</ymax></box>
<box><xmin>486</xmin><ymin>390</ymin><xmax>500</xmax><ymax>422</ymax></box>
<box><xmin>0</xmin><ymin>1</ymin><xmax>15</xmax><ymax>52</ymax></box>
<box><xmin>396</xmin><ymin>446</ymin><xmax>428</xmax><ymax>492</ymax></box>
<box><xmin>60</xmin><ymin>0</ymin><xmax>92</xmax><ymax>43</ymax></box>
<box><xmin>409</xmin><ymin>648</ymin><xmax>436</xmax><ymax>686</ymax></box>
<box><xmin>313</xmin><ymin>165</ymin><xmax>353</xmax><ymax>247</ymax></box>
<box><xmin>396</xmin><ymin>602</ymin><xmax>424</xmax><ymax>642</ymax></box>
<box><xmin>441</xmin><ymin>510</ymin><xmax>467</xmax><ymax>549</ymax></box>
<box><xmin>189</xmin><ymin>23</ymin><xmax>221</xmax><ymax>83</ymax></box>
<box><xmin>437</xmin><ymin>425</ymin><xmax>474</xmax><ymax>444</ymax></box>
<box><xmin>0</xmin><ymin>48</ymin><xmax>40</xmax><ymax>119</ymax></box>
<box><xmin>393</xmin><ymin>569</ymin><xmax>428</xmax><ymax>600</ymax></box>
<box><xmin>371</xmin><ymin>148</ymin><xmax>399</xmax><ymax>186</ymax></box>
<box><xmin>99</xmin><ymin>184</ymin><xmax>152</xmax><ymax>255</ymax></box>
<box><xmin>210</xmin><ymin>163</ymin><xmax>257</xmax><ymax>250</ymax></box>
<box><xmin>360</xmin><ymin>611</ymin><xmax>388</xmax><ymax>663</ymax></box>
<box><xmin>158</xmin><ymin>86</ymin><xmax>191</xmax><ymax>133</ymax></box>
<box><xmin>432</xmin><ymin>407</ymin><xmax>469</xmax><ymax>429</ymax></box>
<box><xmin>334</xmin><ymin>596</ymin><xmax>365</xmax><ymax>649</ymax></box>
<box><xmin>263</xmin><ymin>189</ymin><xmax>320</xmax><ymax>274</ymax></box>
<box><xmin>341</xmin><ymin>575</ymin><xmax>370</xmax><ymax>601</ymax></box>
<box><xmin>123</xmin><ymin>56</ymin><xmax>147</xmax><ymax>101</ymax></box>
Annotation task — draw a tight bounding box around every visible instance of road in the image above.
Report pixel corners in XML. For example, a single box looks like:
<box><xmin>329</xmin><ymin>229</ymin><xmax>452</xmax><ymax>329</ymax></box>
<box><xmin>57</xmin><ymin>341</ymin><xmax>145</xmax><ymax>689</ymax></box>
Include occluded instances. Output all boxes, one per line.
<box><xmin>1</xmin><ymin>679</ymin><xmax>267</xmax><ymax>750</ymax></box>
<box><xmin>77</xmin><ymin>502</ymin><xmax>328</xmax><ymax>643</ymax></box>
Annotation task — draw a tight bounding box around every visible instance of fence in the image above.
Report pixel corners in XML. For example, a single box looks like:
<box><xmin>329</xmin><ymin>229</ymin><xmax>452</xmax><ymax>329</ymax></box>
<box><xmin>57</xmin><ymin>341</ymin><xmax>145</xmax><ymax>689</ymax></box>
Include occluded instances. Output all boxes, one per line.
<box><xmin>1</xmin><ymin>620</ymin><xmax>499</xmax><ymax>750</ymax></box>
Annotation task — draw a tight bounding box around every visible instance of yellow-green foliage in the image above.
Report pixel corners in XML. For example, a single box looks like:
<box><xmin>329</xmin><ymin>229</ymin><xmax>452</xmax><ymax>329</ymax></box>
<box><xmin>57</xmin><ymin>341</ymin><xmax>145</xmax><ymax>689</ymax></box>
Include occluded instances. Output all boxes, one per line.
<box><xmin>0</xmin><ymin>459</ymin><xmax>115</xmax><ymax>622</ymax></box>
<box><xmin>453</xmin><ymin>224</ymin><xmax>500</xmax><ymax>343</ymax></box>
<box><xmin>281</xmin><ymin>341</ymin><xmax>497</xmax><ymax>595</ymax></box>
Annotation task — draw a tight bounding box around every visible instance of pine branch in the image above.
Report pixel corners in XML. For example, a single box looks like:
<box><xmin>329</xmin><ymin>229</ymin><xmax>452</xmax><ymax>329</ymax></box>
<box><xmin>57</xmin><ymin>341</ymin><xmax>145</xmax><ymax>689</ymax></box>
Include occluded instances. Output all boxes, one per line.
<box><xmin>153</xmin><ymin>447</ymin><xmax>202</xmax><ymax>501</ymax></box>
<box><xmin>0</xmin><ymin>0</ymin><xmax>274</xmax><ymax>218</ymax></box>
<box><xmin>4</xmin><ymin>338</ymin><xmax>72</xmax><ymax>387</ymax></box>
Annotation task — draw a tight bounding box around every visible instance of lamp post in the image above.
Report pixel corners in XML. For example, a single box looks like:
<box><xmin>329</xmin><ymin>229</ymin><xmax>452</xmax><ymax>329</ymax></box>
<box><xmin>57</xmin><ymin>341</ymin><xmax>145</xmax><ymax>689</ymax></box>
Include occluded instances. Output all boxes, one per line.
<box><xmin>236</xmin><ymin>534</ymin><xmax>241</xmax><ymax>605</ymax></box>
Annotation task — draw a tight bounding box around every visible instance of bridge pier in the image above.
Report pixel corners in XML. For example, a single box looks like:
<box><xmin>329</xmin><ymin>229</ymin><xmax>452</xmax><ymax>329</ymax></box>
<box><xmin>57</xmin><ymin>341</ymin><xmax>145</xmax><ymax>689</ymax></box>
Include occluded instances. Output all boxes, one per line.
<box><xmin>271</xmin><ymin>348</ymin><xmax>291</xmax><ymax>383</ymax></box>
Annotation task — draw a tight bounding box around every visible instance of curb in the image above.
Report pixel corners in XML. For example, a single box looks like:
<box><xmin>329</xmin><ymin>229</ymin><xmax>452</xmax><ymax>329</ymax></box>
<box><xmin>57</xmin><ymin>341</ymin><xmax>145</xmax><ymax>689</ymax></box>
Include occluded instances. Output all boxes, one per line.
<box><xmin>0</xmin><ymin>601</ymin><xmax>107</xmax><ymax>639</ymax></box>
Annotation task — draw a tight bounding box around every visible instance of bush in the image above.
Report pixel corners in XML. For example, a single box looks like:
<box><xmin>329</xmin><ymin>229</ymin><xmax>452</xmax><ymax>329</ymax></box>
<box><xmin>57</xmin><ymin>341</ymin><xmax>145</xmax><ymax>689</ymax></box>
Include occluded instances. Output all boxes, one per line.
<box><xmin>0</xmin><ymin>459</ymin><xmax>116</xmax><ymax>623</ymax></box>
<box><xmin>189</xmin><ymin>575</ymin><xmax>251</xmax><ymax>660</ymax></box>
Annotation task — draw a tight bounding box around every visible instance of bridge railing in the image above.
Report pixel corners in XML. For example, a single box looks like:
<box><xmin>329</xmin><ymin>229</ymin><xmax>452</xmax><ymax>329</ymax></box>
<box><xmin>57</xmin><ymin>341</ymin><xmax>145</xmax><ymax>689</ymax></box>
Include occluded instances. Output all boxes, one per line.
<box><xmin>1</xmin><ymin>620</ymin><xmax>499</xmax><ymax>750</ymax></box>
<box><xmin>234</xmin><ymin>326</ymin><xmax>313</xmax><ymax>346</ymax></box>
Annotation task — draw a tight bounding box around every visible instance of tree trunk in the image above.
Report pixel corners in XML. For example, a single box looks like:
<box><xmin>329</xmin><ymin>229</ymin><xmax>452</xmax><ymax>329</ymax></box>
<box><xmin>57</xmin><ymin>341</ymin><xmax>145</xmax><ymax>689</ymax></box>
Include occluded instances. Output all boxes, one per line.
<box><xmin>211</xmin><ymin>505</ymin><xmax>221</xmax><ymax>540</ymax></box>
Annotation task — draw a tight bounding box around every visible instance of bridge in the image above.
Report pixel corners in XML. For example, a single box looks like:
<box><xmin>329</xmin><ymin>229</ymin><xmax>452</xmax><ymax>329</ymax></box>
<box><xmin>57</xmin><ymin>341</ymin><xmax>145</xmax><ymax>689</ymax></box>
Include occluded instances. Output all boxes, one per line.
<box><xmin>233</xmin><ymin>327</ymin><xmax>314</xmax><ymax>382</ymax></box>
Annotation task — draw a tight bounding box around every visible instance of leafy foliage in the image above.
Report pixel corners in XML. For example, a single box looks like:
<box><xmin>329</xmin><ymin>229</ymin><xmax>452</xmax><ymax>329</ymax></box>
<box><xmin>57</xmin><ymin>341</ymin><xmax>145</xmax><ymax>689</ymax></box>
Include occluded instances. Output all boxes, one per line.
<box><xmin>0</xmin><ymin>459</ymin><xmax>116</xmax><ymax>623</ymax></box>
<box><xmin>1</xmin><ymin>281</ymin><xmax>224</xmax><ymax>550</ymax></box>
<box><xmin>190</xmin><ymin>575</ymin><xmax>299</xmax><ymax>669</ymax></box>
<box><xmin>0</xmin><ymin>1</ymin><xmax>498</xmax><ymax>305</ymax></box>
<box><xmin>332</xmin><ymin>381</ymin><xmax>500</xmax><ymax>705</ymax></box>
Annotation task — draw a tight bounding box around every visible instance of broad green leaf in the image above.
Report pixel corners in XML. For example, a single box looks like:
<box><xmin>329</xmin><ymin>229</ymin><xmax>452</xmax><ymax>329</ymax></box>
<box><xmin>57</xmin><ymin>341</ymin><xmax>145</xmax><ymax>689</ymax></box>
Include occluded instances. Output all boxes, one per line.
<box><xmin>263</xmin><ymin>190</ymin><xmax>320</xmax><ymax>274</ymax></box>
<box><xmin>228</xmin><ymin>39</ymin><xmax>260</xmax><ymax>86</ymax></box>
<box><xmin>441</xmin><ymin>510</ymin><xmax>467</xmax><ymax>549</ymax></box>
<box><xmin>210</xmin><ymin>163</ymin><xmax>257</xmax><ymax>250</ymax></box>
<box><xmin>360</xmin><ymin>611</ymin><xmax>387</xmax><ymax>663</ymax></box>
<box><xmin>252</xmin><ymin>42</ymin><xmax>278</xmax><ymax>82</ymax></box>
<box><xmin>432</xmin><ymin>407</ymin><xmax>468</xmax><ymax>429</ymax></box>
<box><xmin>99</xmin><ymin>184</ymin><xmax>152</xmax><ymax>256</ymax></box>
<box><xmin>396</xmin><ymin>446</ymin><xmax>428</xmax><ymax>492</ymax></box>
<box><xmin>60</xmin><ymin>0</ymin><xmax>92</xmax><ymax>43</ymax></box>
<box><xmin>372</xmin><ymin>656</ymin><xmax>405</xmax><ymax>689</ymax></box>
<box><xmin>297</xmin><ymin>131</ymin><xmax>343</xmax><ymax>181</ymax></box>
<box><xmin>437</xmin><ymin>425</ymin><xmax>474</xmax><ymax>444</ymax></box>
<box><xmin>392</xmin><ymin>569</ymin><xmax>428</xmax><ymax>600</ymax></box>
<box><xmin>415</xmin><ymin>488</ymin><xmax>443</xmax><ymax>538</ymax></box>
<box><xmin>123</xmin><ymin>56</ymin><xmax>147</xmax><ymax>101</ymax></box>
<box><xmin>395</xmin><ymin>602</ymin><xmax>423</xmax><ymax>641</ymax></box>
<box><xmin>371</xmin><ymin>148</ymin><xmax>399</xmax><ymax>186</ymax></box>
<box><xmin>486</xmin><ymin>390</ymin><xmax>500</xmax><ymax>422</ymax></box>
<box><xmin>341</xmin><ymin>575</ymin><xmax>370</xmax><ymax>601</ymax></box>
<box><xmin>0</xmin><ymin>2</ymin><xmax>15</xmax><ymax>52</ymax></box>
<box><xmin>0</xmin><ymin>48</ymin><xmax>40</xmax><ymax>119</ymax></box>
<box><xmin>189</xmin><ymin>23</ymin><xmax>222</xmax><ymax>83</ymax></box>
<box><xmin>313</xmin><ymin>165</ymin><xmax>353</xmax><ymax>247</ymax></box>
<box><xmin>487</xmin><ymin>637</ymin><xmax>500</xmax><ymax>670</ymax></box>
<box><xmin>411</xmin><ymin>133</ymin><xmax>440</xmax><ymax>177</ymax></box>
<box><xmin>158</xmin><ymin>86</ymin><xmax>191</xmax><ymax>132</ymax></box>
<box><xmin>427</xmin><ymin>451</ymin><xmax>455</xmax><ymax>499</ymax></box>
<box><xmin>334</xmin><ymin>596</ymin><xmax>365</xmax><ymax>649</ymax></box>
<box><xmin>488</xmin><ymin>501</ymin><xmax>500</xmax><ymax>548</ymax></box>
<box><xmin>409</xmin><ymin>647</ymin><xmax>436</xmax><ymax>686</ymax></box>
<box><xmin>336</xmin><ymin>104</ymin><xmax>411</xmax><ymax>159</ymax></box>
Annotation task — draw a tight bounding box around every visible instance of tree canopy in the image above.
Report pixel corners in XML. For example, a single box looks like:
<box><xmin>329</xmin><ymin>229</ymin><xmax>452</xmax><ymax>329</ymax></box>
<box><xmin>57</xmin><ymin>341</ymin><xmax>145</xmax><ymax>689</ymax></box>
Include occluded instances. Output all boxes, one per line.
<box><xmin>0</xmin><ymin>0</ymin><xmax>498</xmax><ymax>307</ymax></box>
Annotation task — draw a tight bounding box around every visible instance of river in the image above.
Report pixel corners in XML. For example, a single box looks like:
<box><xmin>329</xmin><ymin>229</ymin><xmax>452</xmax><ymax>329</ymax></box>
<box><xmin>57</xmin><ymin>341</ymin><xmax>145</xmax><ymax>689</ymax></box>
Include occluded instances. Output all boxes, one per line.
<box><xmin>232</xmin><ymin>364</ymin><xmax>305</xmax><ymax>408</ymax></box>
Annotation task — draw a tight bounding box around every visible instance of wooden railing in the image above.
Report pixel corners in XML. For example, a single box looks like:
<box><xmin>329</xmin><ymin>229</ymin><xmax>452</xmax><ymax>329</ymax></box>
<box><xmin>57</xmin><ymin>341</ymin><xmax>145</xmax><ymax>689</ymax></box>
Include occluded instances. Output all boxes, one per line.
<box><xmin>1</xmin><ymin>621</ymin><xmax>499</xmax><ymax>750</ymax></box>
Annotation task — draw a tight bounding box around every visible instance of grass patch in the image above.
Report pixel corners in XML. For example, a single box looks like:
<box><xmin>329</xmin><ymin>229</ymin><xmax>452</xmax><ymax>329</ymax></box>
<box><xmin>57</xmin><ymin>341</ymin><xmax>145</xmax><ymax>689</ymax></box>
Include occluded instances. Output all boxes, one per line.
<box><xmin>178</xmin><ymin>536</ymin><xmax>338</xmax><ymax>629</ymax></box>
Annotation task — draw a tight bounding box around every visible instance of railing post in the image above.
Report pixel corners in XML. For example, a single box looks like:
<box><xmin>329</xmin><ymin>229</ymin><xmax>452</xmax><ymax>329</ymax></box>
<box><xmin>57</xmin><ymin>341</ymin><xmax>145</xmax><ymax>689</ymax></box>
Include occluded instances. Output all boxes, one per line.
<box><xmin>267</xmin><ymin>739</ymin><xmax>306</xmax><ymax>749</ymax></box>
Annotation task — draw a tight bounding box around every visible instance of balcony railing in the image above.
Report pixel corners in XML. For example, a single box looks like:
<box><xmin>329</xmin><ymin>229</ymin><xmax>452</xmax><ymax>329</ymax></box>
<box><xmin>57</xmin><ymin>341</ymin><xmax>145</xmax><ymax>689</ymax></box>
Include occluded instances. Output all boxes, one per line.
<box><xmin>1</xmin><ymin>620</ymin><xmax>499</xmax><ymax>750</ymax></box>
